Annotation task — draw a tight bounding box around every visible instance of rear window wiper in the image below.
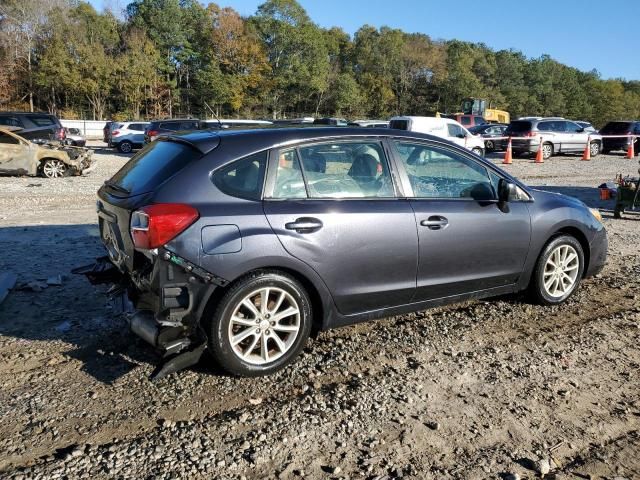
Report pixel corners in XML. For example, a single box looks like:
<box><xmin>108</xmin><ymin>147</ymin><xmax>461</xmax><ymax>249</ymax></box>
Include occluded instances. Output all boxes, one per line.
<box><xmin>103</xmin><ymin>180</ymin><xmax>130</xmax><ymax>195</ymax></box>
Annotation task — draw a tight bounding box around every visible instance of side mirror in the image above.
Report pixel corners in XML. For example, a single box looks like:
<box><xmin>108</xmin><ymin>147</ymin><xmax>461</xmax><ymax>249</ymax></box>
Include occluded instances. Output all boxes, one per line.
<box><xmin>576</xmin><ymin>127</ymin><xmax>585</xmax><ymax>133</ymax></box>
<box><xmin>498</xmin><ymin>178</ymin><xmax>517</xmax><ymax>203</ymax></box>
<box><xmin>456</xmin><ymin>133</ymin><xmax>466</xmax><ymax>139</ymax></box>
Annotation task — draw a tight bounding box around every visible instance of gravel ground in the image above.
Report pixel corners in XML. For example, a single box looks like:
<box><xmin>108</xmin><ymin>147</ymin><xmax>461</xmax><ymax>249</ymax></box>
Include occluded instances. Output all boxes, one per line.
<box><xmin>0</xmin><ymin>144</ymin><xmax>639</xmax><ymax>480</ymax></box>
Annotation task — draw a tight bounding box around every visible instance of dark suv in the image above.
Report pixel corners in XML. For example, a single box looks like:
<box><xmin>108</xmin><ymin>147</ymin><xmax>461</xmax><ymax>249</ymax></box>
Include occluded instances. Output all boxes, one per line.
<box><xmin>84</xmin><ymin>127</ymin><xmax>607</xmax><ymax>379</ymax></box>
<box><xmin>600</xmin><ymin>121</ymin><xmax>640</xmax><ymax>154</ymax></box>
<box><xmin>144</xmin><ymin>118</ymin><xmax>202</xmax><ymax>143</ymax></box>
<box><xmin>505</xmin><ymin>118</ymin><xmax>602</xmax><ymax>160</ymax></box>
<box><xmin>0</xmin><ymin>111</ymin><xmax>65</xmax><ymax>143</ymax></box>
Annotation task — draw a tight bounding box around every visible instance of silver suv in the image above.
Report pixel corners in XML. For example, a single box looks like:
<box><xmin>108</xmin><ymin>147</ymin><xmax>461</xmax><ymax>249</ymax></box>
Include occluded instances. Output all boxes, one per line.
<box><xmin>109</xmin><ymin>121</ymin><xmax>149</xmax><ymax>153</ymax></box>
<box><xmin>505</xmin><ymin>117</ymin><xmax>602</xmax><ymax>159</ymax></box>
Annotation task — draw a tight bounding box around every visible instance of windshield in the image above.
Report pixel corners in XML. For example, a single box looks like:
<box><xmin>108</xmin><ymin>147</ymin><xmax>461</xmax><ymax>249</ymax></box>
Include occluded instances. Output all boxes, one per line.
<box><xmin>107</xmin><ymin>140</ymin><xmax>202</xmax><ymax>195</ymax></box>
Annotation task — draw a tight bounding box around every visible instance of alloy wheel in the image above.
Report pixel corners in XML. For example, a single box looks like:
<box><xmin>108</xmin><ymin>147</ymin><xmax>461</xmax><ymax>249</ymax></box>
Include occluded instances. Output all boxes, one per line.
<box><xmin>227</xmin><ymin>287</ymin><xmax>301</xmax><ymax>365</ymax></box>
<box><xmin>42</xmin><ymin>159</ymin><xmax>67</xmax><ymax>178</ymax></box>
<box><xmin>542</xmin><ymin>245</ymin><xmax>579</xmax><ymax>298</ymax></box>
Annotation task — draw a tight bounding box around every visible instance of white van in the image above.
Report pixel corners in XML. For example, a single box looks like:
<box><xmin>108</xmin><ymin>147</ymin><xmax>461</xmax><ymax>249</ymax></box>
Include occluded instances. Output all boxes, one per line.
<box><xmin>389</xmin><ymin>116</ymin><xmax>485</xmax><ymax>156</ymax></box>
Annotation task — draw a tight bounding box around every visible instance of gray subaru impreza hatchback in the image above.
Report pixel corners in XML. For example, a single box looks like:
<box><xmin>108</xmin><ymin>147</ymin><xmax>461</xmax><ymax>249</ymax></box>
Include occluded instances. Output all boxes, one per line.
<box><xmin>82</xmin><ymin>127</ymin><xmax>607</xmax><ymax>379</ymax></box>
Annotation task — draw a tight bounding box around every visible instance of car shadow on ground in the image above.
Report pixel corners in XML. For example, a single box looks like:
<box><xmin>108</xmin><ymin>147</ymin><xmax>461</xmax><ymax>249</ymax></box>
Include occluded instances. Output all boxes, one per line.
<box><xmin>0</xmin><ymin>223</ymin><xmax>172</xmax><ymax>384</ymax></box>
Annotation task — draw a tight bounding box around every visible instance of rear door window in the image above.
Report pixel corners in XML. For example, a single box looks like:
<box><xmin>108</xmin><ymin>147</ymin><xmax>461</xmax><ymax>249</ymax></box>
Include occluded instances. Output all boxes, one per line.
<box><xmin>212</xmin><ymin>152</ymin><xmax>267</xmax><ymax>201</ymax></box>
<box><xmin>108</xmin><ymin>141</ymin><xmax>203</xmax><ymax>195</ymax></box>
<box><xmin>29</xmin><ymin>115</ymin><xmax>56</xmax><ymax>127</ymax></box>
<box><xmin>270</xmin><ymin>141</ymin><xmax>395</xmax><ymax>199</ymax></box>
<box><xmin>600</xmin><ymin>122</ymin><xmax>632</xmax><ymax>134</ymax></box>
<box><xmin>389</xmin><ymin>120</ymin><xmax>409</xmax><ymax>130</ymax></box>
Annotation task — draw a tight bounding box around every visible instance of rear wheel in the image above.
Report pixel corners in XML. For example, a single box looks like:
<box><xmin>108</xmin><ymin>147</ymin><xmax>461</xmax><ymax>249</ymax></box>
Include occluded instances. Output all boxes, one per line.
<box><xmin>541</xmin><ymin>143</ymin><xmax>554</xmax><ymax>160</ymax></box>
<box><xmin>471</xmin><ymin>147</ymin><xmax>483</xmax><ymax>156</ymax></box>
<box><xmin>530</xmin><ymin>235</ymin><xmax>584</xmax><ymax>305</ymax></box>
<box><xmin>207</xmin><ymin>271</ymin><xmax>312</xmax><ymax>376</ymax></box>
<box><xmin>118</xmin><ymin>140</ymin><xmax>133</xmax><ymax>153</ymax></box>
<box><xmin>589</xmin><ymin>141</ymin><xmax>600</xmax><ymax>157</ymax></box>
<box><xmin>40</xmin><ymin>158</ymin><xmax>68</xmax><ymax>178</ymax></box>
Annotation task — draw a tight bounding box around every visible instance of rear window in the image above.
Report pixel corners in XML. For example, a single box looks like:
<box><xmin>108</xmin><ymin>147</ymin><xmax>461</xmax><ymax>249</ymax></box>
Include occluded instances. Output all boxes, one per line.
<box><xmin>29</xmin><ymin>115</ymin><xmax>56</xmax><ymax>127</ymax></box>
<box><xmin>108</xmin><ymin>140</ymin><xmax>202</xmax><ymax>195</ymax></box>
<box><xmin>389</xmin><ymin>120</ymin><xmax>409</xmax><ymax>130</ymax></box>
<box><xmin>506</xmin><ymin>121</ymin><xmax>532</xmax><ymax>133</ymax></box>
<box><xmin>212</xmin><ymin>152</ymin><xmax>267</xmax><ymax>200</ymax></box>
<box><xmin>600</xmin><ymin>121</ymin><xmax>632</xmax><ymax>134</ymax></box>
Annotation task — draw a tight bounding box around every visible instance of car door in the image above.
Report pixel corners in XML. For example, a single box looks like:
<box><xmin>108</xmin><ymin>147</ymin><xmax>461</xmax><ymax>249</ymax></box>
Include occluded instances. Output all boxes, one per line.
<box><xmin>0</xmin><ymin>130</ymin><xmax>33</xmax><ymax>174</ymax></box>
<box><xmin>390</xmin><ymin>139</ymin><xmax>531</xmax><ymax>301</ymax></box>
<box><xmin>263</xmin><ymin>139</ymin><xmax>418</xmax><ymax>315</ymax></box>
<box><xmin>565</xmin><ymin>121</ymin><xmax>586</xmax><ymax>152</ymax></box>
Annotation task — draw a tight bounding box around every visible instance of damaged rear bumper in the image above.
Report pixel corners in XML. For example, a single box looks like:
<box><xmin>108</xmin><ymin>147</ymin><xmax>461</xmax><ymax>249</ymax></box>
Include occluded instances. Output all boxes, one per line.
<box><xmin>74</xmin><ymin>250</ymin><xmax>227</xmax><ymax>379</ymax></box>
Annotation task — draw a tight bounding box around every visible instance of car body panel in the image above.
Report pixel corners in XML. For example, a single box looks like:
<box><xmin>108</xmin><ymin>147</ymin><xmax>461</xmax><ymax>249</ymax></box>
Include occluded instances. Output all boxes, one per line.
<box><xmin>90</xmin><ymin>127</ymin><xmax>608</xmax><ymax>376</ymax></box>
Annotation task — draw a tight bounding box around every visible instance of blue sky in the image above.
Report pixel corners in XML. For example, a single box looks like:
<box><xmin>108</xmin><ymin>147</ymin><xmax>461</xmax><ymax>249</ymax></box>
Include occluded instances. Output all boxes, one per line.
<box><xmin>90</xmin><ymin>0</ymin><xmax>640</xmax><ymax>80</ymax></box>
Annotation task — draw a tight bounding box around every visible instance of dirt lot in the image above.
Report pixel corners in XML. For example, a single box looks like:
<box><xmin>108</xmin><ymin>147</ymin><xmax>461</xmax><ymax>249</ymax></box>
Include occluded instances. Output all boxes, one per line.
<box><xmin>0</xmin><ymin>144</ymin><xmax>639</xmax><ymax>480</ymax></box>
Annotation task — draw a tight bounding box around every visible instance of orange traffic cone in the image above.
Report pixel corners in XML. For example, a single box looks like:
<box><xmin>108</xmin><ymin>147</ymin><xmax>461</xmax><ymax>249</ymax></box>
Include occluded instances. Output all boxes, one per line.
<box><xmin>582</xmin><ymin>135</ymin><xmax>591</xmax><ymax>161</ymax></box>
<box><xmin>535</xmin><ymin>136</ymin><xmax>545</xmax><ymax>163</ymax></box>
<box><xmin>627</xmin><ymin>135</ymin><xmax>635</xmax><ymax>159</ymax></box>
<box><xmin>502</xmin><ymin>137</ymin><xmax>512</xmax><ymax>164</ymax></box>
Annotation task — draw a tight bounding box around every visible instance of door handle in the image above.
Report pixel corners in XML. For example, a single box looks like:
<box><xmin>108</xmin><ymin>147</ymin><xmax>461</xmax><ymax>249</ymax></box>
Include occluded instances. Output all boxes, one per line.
<box><xmin>285</xmin><ymin>217</ymin><xmax>323</xmax><ymax>233</ymax></box>
<box><xmin>420</xmin><ymin>216</ymin><xmax>449</xmax><ymax>230</ymax></box>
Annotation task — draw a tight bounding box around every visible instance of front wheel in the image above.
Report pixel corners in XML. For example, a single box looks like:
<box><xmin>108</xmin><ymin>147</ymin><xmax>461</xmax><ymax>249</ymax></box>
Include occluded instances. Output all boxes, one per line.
<box><xmin>471</xmin><ymin>147</ymin><xmax>484</xmax><ymax>156</ymax></box>
<box><xmin>208</xmin><ymin>271</ymin><xmax>312</xmax><ymax>376</ymax></box>
<box><xmin>40</xmin><ymin>158</ymin><xmax>68</xmax><ymax>178</ymax></box>
<box><xmin>485</xmin><ymin>140</ymin><xmax>495</xmax><ymax>151</ymax></box>
<box><xmin>530</xmin><ymin>235</ymin><xmax>584</xmax><ymax>305</ymax></box>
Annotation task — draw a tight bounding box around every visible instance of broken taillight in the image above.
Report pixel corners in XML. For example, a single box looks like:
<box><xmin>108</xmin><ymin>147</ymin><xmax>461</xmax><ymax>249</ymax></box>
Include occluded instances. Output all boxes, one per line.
<box><xmin>147</xmin><ymin>129</ymin><xmax>159</xmax><ymax>140</ymax></box>
<box><xmin>131</xmin><ymin>204</ymin><xmax>199</xmax><ymax>250</ymax></box>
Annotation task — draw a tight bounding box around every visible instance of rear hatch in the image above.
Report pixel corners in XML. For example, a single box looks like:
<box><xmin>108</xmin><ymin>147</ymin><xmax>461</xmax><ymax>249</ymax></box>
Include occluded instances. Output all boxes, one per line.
<box><xmin>505</xmin><ymin>120</ymin><xmax>532</xmax><ymax>137</ymax></box>
<box><xmin>97</xmin><ymin>139</ymin><xmax>207</xmax><ymax>272</ymax></box>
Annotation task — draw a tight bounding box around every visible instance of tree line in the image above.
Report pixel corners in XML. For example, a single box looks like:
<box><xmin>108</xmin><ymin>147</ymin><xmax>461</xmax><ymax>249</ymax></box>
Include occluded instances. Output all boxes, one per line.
<box><xmin>1</xmin><ymin>0</ymin><xmax>639</xmax><ymax>127</ymax></box>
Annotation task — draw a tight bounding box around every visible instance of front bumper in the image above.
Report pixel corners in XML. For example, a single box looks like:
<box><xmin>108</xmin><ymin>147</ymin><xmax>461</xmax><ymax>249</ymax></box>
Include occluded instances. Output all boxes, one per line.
<box><xmin>585</xmin><ymin>227</ymin><xmax>608</xmax><ymax>277</ymax></box>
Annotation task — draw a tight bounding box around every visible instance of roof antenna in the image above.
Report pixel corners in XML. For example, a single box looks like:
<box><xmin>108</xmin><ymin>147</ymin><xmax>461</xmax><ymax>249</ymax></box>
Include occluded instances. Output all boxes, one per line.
<box><xmin>204</xmin><ymin>101</ymin><xmax>223</xmax><ymax>129</ymax></box>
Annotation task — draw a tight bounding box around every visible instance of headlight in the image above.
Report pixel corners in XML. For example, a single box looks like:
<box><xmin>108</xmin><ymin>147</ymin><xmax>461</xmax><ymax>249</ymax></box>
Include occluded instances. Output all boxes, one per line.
<box><xmin>589</xmin><ymin>208</ymin><xmax>603</xmax><ymax>223</ymax></box>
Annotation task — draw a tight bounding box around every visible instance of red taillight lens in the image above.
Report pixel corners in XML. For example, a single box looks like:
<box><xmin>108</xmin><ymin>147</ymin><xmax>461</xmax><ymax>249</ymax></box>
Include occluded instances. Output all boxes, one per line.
<box><xmin>131</xmin><ymin>204</ymin><xmax>199</xmax><ymax>249</ymax></box>
<box><xmin>147</xmin><ymin>129</ymin><xmax>158</xmax><ymax>138</ymax></box>
<box><xmin>112</xmin><ymin>130</ymin><xmax>120</xmax><ymax>136</ymax></box>
<box><xmin>524</xmin><ymin>131</ymin><xmax>536</xmax><ymax>137</ymax></box>
<box><xmin>56</xmin><ymin>128</ymin><xmax>66</xmax><ymax>140</ymax></box>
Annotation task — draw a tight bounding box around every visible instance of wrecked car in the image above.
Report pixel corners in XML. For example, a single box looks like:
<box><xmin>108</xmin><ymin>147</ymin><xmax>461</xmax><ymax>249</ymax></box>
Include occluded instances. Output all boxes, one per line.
<box><xmin>79</xmin><ymin>128</ymin><xmax>607</xmax><ymax>380</ymax></box>
<box><xmin>0</xmin><ymin>127</ymin><xmax>95</xmax><ymax>178</ymax></box>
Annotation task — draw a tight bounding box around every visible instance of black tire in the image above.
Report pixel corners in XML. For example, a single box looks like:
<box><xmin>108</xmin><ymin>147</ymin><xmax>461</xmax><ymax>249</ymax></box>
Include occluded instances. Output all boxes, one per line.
<box><xmin>614</xmin><ymin>205</ymin><xmax>623</xmax><ymax>219</ymax></box>
<box><xmin>485</xmin><ymin>140</ymin><xmax>495</xmax><ymax>152</ymax></box>
<box><xmin>529</xmin><ymin>235</ymin><xmax>585</xmax><ymax>306</ymax></box>
<box><xmin>589</xmin><ymin>141</ymin><xmax>600</xmax><ymax>157</ymax></box>
<box><xmin>541</xmin><ymin>142</ymin><xmax>554</xmax><ymax>160</ymax></box>
<box><xmin>207</xmin><ymin>270</ymin><xmax>312</xmax><ymax>377</ymax></box>
<box><xmin>118</xmin><ymin>140</ymin><xmax>133</xmax><ymax>153</ymax></box>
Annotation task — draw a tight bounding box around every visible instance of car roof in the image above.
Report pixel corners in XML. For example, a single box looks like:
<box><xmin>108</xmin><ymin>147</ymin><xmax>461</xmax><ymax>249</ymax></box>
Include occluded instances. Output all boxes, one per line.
<box><xmin>166</xmin><ymin>126</ymin><xmax>467</xmax><ymax>155</ymax></box>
